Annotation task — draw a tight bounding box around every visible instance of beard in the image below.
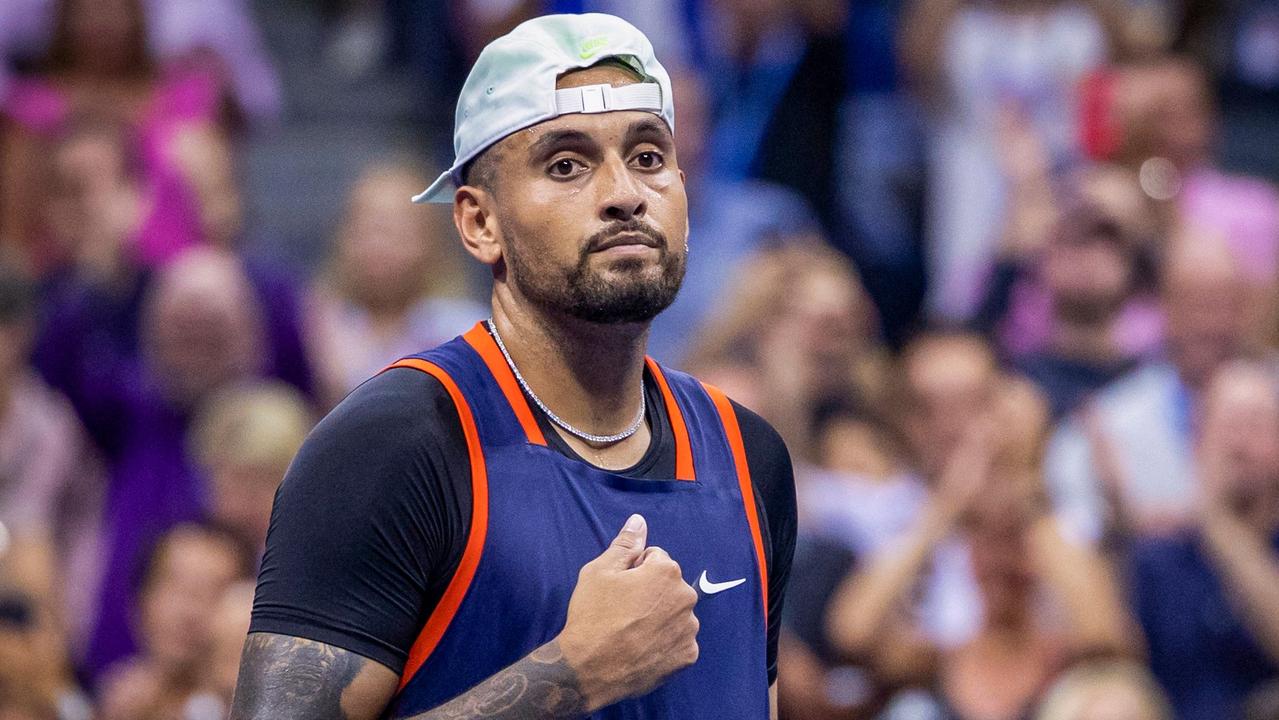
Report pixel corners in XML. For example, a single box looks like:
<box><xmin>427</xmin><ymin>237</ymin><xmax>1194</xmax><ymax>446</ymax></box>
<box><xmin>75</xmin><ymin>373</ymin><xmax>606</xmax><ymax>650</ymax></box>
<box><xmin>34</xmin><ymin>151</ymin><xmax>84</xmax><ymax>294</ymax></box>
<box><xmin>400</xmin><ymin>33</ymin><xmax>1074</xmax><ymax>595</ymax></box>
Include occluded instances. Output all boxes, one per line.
<box><xmin>504</xmin><ymin>220</ymin><xmax>686</xmax><ymax>324</ymax></box>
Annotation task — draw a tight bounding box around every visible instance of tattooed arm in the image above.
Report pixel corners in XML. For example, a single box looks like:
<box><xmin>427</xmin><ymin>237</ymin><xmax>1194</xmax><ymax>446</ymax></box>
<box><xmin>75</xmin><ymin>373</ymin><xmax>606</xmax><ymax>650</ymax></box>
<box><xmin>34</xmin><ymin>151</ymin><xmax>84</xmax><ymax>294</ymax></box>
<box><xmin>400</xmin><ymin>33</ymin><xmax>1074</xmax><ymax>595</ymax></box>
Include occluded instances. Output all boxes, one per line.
<box><xmin>228</xmin><ymin>633</ymin><xmax>397</xmax><ymax>720</ymax></box>
<box><xmin>229</xmin><ymin>633</ymin><xmax>587</xmax><ymax>720</ymax></box>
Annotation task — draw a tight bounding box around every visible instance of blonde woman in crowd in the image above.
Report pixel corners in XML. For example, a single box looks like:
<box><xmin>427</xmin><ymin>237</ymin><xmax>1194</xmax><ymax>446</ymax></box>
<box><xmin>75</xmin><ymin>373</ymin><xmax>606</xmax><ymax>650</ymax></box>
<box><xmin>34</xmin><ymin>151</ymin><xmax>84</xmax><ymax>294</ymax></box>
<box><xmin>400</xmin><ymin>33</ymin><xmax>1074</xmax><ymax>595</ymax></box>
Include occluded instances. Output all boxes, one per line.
<box><xmin>684</xmin><ymin>242</ymin><xmax>887</xmax><ymax>464</ymax></box>
<box><xmin>190</xmin><ymin>381</ymin><xmax>314</xmax><ymax>557</ymax></box>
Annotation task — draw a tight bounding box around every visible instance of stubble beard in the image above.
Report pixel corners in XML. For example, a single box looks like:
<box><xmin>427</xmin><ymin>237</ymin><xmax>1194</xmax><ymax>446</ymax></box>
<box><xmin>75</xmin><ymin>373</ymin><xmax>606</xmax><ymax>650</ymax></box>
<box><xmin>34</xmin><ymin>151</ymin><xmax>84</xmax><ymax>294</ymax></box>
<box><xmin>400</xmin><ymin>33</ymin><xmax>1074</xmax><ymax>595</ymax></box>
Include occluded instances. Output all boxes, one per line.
<box><xmin>504</xmin><ymin>222</ymin><xmax>687</xmax><ymax>325</ymax></box>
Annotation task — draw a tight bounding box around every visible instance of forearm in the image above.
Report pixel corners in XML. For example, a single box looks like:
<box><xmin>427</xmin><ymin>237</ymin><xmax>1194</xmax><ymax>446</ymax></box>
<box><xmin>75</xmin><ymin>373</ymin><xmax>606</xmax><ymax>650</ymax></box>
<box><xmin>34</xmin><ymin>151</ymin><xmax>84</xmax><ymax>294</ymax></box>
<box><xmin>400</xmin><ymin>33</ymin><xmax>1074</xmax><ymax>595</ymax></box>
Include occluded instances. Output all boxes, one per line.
<box><xmin>1202</xmin><ymin>513</ymin><xmax>1279</xmax><ymax>663</ymax></box>
<box><xmin>826</xmin><ymin>501</ymin><xmax>952</xmax><ymax>658</ymax></box>
<box><xmin>1027</xmin><ymin>516</ymin><xmax>1140</xmax><ymax>658</ymax></box>
<box><xmin>407</xmin><ymin>640</ymin><xmax>587</xmax><ymax>720</ymax></box>
<box><xmin>230</xmin><ymin>633</ymin><xmax>590</xmax><ymax>720</ymax></box>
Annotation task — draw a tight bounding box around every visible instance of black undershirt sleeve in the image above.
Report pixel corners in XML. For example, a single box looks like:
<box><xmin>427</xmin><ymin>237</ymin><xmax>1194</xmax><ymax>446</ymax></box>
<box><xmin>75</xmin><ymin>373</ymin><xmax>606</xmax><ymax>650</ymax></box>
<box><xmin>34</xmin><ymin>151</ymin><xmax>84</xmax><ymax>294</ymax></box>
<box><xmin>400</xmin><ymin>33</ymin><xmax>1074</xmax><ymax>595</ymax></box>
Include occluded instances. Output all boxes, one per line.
<box><xmin>250</xmin><ymin>368</ymin><xmax>471</xmax><ymax>674</ymax></box>
<box><xmin>733</xmin><ymin>400</ymin><xmax>798</xmax><ymax>687</ymax></box>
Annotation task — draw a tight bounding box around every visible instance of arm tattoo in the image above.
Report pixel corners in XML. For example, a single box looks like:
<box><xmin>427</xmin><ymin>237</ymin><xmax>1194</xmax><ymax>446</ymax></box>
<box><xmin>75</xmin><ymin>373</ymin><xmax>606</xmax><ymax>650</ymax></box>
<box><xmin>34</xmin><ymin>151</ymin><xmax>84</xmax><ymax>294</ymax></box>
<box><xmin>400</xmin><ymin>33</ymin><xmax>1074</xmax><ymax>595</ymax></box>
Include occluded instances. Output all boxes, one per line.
<box><xmin>230</xmin><ymin>633</ymin><xmax>368</xmax><ymax>720</ymax></box>
<box><xmin>410</xmin><ymin>641</ymin><xmax>588</xmax><ymax>720</ymax></box>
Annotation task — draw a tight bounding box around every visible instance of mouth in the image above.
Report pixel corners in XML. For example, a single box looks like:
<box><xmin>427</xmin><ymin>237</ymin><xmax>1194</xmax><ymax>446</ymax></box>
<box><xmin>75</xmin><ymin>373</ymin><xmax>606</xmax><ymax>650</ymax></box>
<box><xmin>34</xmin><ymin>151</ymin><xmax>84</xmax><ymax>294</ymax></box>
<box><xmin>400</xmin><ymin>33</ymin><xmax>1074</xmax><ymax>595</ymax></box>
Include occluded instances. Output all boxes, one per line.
<box><xmin>590</xmin><ymin>231</ymin><xmax>661</xmax><ymax>253</ymax></box>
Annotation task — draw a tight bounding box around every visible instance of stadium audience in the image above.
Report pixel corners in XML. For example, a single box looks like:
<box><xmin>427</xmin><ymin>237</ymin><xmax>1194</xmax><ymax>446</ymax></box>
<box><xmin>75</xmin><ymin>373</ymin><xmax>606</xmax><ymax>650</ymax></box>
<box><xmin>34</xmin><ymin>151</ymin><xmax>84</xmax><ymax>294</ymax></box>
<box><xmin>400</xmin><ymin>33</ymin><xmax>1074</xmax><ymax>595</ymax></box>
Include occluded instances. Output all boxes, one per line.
<box><xmin>0</xmin><ymin>0</ymin><xmax>236</xmax><ymax>273</ymax></box>
<box><xmin>1045</xmin><ymin>229</ymin><xmax>1252</xmax><ymax>547</ymax></box>
<box><xmin>96</xmin><ymin>523</ymin><xmax>253</xmax><ymax>720</ymax></box>
<box><xmin>1001</xmin><ymin>166</ymin><xmax>1154</xmax><ymax>418</ymax></box>
<box><xmin>2</xmin><ymin>1</ymin><xmax>1279</xmax><ymax>717</ymax></box>
<box><xmin>900</xmin><ymin>0</ymin><xmax>1117</xmax><ymax>322</ymax></box>
<box><xmin>826</xmin><ymin>378</ymin><xmax>1139</xmax><ymax>719</ymax></box>
<box><xmin>0</xmin><ymin>264</ymin><xmax>103</xmax><ymax>653</ymax></box>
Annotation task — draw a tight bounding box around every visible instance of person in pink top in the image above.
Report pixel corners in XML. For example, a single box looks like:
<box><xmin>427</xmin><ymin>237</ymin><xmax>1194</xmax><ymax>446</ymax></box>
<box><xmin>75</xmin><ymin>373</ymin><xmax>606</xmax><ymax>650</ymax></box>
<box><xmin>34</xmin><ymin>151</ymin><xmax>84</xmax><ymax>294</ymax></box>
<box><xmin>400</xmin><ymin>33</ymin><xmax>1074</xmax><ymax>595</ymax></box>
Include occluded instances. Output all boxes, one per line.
<box><xmin>0</xmin><ymin>0</ymin><xmax>231</xmax><ymax>275</ymax></box>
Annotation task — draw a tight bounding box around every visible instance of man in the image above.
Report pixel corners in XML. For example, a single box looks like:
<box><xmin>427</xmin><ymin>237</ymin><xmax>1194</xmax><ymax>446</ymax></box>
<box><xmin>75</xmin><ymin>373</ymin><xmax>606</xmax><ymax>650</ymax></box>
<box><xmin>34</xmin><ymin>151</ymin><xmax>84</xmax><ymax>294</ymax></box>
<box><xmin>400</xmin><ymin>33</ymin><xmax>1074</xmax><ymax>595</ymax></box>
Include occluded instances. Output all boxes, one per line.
<box><xmin>1014</xmin><ymin>167</ymin><xmax>1148</xmax><ymax>420</ymax></box>
<box><xmin>1128</xmin><ymin>361</ymin><xmax>1279</xmax><ymax>720</ymax></box>
<box><xmin>1045</xmin><ymin>227</ymin><xmax>1250</xmax><ymax>546</ymax></box>
<box><xmin>230</xmin><ymin>13</ymin><xmax>796</xmax><ymax>720</ymax></box>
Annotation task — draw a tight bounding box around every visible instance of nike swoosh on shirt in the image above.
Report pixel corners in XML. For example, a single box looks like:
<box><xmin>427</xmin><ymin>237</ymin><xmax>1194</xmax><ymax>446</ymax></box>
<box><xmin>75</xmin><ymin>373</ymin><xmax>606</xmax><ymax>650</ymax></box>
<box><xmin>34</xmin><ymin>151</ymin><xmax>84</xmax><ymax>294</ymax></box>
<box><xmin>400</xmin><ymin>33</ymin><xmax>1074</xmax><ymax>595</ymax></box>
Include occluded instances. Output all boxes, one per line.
<box><xmin>698</xmin><ymin>570</ymin><xmax>746</xmax><ymax>595</ymax></box>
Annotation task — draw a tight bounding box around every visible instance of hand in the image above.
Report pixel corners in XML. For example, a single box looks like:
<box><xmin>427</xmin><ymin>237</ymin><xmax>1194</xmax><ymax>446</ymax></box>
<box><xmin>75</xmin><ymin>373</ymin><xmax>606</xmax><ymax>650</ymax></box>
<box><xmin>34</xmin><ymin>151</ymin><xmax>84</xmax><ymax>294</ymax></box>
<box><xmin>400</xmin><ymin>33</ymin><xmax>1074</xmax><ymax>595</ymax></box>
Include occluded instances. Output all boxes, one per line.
<box><xmin>557</xmin><ymin>514</ymin><xmax>700</xmax><ymax>711</ymax></box>
<box><xmin>933</xmin><ymin>418</ymin><xmax>997</xmax><ymax>526</ymax></box>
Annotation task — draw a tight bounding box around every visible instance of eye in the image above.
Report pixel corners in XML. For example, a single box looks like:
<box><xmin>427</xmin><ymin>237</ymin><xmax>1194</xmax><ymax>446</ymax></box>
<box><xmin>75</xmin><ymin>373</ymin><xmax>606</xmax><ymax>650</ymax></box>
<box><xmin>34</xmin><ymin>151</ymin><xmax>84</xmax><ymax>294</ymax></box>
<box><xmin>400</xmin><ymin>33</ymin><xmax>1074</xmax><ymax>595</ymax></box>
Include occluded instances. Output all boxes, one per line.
<box><xmin>548</xmin><ymin>158</ymin><xmax>583</xmax><ymax>178</ymax></box>
<box><xmin>633</xmin><ymin>151</ymin><xmax>664</xmax><ymax>169</ymax></box>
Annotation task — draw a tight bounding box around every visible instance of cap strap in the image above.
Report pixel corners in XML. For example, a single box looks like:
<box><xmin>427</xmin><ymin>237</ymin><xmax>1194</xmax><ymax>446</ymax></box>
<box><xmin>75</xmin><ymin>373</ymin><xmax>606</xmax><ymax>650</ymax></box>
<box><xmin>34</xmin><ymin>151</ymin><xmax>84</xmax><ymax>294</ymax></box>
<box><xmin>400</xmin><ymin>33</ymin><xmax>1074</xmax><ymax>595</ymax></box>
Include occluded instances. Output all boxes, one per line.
<box><xmin>553</xmin><ymin>82</ymin><xmax>662</xmax><ymax>116</ymax></box>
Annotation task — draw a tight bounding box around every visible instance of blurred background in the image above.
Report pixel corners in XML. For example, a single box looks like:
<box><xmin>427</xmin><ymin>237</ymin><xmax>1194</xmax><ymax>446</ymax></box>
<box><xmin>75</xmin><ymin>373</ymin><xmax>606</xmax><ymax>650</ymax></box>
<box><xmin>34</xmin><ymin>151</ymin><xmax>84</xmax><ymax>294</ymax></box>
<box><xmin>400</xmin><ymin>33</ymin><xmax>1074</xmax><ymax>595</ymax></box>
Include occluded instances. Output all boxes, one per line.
<box><xmin>1</xmin><ymin>0</ymin><xmax>1278</xmax><ymax>719</ymax></box>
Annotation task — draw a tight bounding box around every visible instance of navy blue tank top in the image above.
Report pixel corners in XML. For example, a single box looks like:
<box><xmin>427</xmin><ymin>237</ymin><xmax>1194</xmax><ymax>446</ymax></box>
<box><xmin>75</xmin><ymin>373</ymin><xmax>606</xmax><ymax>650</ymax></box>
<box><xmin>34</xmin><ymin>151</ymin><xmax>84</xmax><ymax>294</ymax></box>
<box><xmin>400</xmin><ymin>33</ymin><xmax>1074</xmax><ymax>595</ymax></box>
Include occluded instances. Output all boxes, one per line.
<box><xmin>381</xmin><ymin>323</ymin><xmax>770</xmax><ymax>718</ymax></box>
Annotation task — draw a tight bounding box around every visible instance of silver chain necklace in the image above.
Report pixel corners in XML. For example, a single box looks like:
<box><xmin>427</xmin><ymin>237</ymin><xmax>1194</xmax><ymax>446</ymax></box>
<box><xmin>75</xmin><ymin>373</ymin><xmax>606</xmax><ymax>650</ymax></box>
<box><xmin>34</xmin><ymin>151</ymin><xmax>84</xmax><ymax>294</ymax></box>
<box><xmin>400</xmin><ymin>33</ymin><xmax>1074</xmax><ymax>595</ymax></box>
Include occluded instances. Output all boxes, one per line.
<box><xmin>486</xmin><ymin>319</ymin><xmax>646</xmax><ymax>444</ymax></box>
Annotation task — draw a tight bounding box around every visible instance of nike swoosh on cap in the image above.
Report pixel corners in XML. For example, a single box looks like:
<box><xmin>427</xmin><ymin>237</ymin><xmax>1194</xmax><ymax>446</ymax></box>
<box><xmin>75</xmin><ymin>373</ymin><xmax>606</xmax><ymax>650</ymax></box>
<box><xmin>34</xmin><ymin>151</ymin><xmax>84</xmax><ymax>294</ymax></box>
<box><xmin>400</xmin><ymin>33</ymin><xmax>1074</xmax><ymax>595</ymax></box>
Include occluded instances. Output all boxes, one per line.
<box><xmin>697</xmin><ymin>570</ymin><xmax>746</xmax><ymax>595</ymax></box>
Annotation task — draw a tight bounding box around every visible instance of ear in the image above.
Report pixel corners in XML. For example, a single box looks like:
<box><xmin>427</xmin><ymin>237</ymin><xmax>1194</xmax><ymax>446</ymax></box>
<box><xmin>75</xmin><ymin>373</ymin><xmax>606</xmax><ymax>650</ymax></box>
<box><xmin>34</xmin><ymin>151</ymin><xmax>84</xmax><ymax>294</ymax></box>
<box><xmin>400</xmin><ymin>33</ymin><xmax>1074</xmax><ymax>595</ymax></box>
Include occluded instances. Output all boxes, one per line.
<box><xmin>454</xmin><ymin>186</ymin><xmax>503</xmax><ymax>267</ymax></box>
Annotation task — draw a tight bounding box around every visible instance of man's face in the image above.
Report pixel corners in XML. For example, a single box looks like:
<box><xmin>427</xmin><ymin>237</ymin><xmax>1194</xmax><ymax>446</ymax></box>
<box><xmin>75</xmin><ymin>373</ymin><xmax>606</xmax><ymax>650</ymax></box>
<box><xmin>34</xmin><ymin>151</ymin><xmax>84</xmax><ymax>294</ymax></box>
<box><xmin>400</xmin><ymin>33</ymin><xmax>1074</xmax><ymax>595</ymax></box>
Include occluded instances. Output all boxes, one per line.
<box><xmin>479</xmin><ymin>66</ymin><xmax>688</xmax><ymax>324</ymax></box>
<box><xmin>1163</xmin><ymin>265</ymin><xmax>1246</xmax><ymax>389</ymax></box>
<box><xmin>1043</xmin><ymin>221</ymin><xmax>1134</xmax><ymax>327</ymax></box>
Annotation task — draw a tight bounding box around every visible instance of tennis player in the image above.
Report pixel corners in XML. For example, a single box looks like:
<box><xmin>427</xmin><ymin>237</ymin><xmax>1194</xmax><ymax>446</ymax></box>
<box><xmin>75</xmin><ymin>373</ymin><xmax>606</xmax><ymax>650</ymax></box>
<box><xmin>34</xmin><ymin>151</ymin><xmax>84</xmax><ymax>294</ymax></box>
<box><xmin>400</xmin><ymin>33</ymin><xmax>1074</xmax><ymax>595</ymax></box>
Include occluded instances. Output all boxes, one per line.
<box><xmin>230</xmin><ymin>13</ymin><xmax>795</xmax><ymax>719</ymax></box>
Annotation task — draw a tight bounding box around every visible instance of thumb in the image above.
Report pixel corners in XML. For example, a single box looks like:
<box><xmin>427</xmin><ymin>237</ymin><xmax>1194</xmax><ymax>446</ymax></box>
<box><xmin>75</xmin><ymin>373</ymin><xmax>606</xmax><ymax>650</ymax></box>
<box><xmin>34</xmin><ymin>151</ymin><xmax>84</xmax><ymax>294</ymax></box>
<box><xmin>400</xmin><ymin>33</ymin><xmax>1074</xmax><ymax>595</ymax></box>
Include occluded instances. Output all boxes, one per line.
<box><xmin>600</xmin><ymin>514</ymin><xmax>647</xmax><ymax>570</ymax></box>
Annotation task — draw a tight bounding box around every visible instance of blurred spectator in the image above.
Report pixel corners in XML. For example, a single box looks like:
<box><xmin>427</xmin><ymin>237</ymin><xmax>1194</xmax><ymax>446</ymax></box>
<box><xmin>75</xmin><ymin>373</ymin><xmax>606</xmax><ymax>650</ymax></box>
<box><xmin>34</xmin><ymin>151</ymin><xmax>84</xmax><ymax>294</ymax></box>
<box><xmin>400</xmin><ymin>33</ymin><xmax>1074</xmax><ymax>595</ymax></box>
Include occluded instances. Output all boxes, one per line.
<box><xmin>1035</xmin><ymin>660</ymin><xmax>1171</xmax><ymax>720</ymax></box>
<box><xmin>36</xmin><ymin>119</ymin><xmax>148</xmax><ymax>292</ymax></box>
<box><xmin>307</xmin><ymin>162</ymin><xmax>484</xmax><ymax>408</ymax></box>
<box><xmin>202</xmin><ymin>580</ymin><xmax>254</xmax><ymax>716</ymax></box>
<box><xmin>0</xmin><ymin>0</ymin><xmax>234</xmax><ymax>273</ymax></box>
<box><xmin>97</xmin><ymin>522</ymin><xmax>252</xmax><ymax>720</ymax></box>
<box><xmin>1045</xmin><ymin>229</ymin><xmax>1250</xmax><ymax>546</ymax></box>
<box><xmin>142</xmin><ymin>0</ymin><xmax>282</xmax><ymax>125</ymax></box>
<box><xmin>1104</xmin><ymin>56</ymin><xmax>1279</xmax><ymax>340</ymax></box>
<box><xmin>696</xmin><ymin>0</ymin><xmax>846</xmax><ymax>230</ymax></box>
<box><xmin>899</xmin><ymin>330</ymin><xmax>997</xmax><ymax>478</ymax></box>
<box><xmin>685</xmin><ymin>243</ymin><xmax>886</xmax><ymax>462</ymax></box>
<box><xmin>978</xmin><ymin>156</ymin><xmax>1162</xmax><ymax>362</ymax></box>
<box><xmin>647</xmin><ymin>66</ymin><xmax>821</xmax><ymax>365</ymax></box>
<box><xmin>190</xmin><ymin>382</ymin><xmax>313</xmax><ymax>557</ymax></box>
<box><xmin>836</xmin><ymin>0</ymin><xmax>928</xmax><ymax>346</ymax></box>
<box><xmin>0</xmin><ymin>264</ymin><xmax>104</xmax><ymax>653</ymax></box>
<box><xmin>1127</xmin><ymin>360</ymin><xmax>1279</xmax><ymax>720</ymax></box>
<box><xmin>778</xmin><ymin>535</ymin><xmax>886</xmax><ymax>720</ymax></box>
<box><xmin>0</xmin><ymin>538</ymin><xmax>92</xmax><ymax>720</ymax></box>
<box><xmin>826</xmin><ymin>379</ymin><xmax>1138</xmax><ymax>720</ymax></box>
<box><xmin>33</xmin><ymin>122</ymin><xmax>314</xmax><ymax>428</ymax></box>
<box><xmin>994</xmin><ymin>166</ymin><xmax>1156</xmax><ymax>418</ymax></box>
<box><xmin>901</xmin><ymin>0</ymin><xmax>1117</xmax><ymax>321</ymax></box>
<box><xmin>81</xmin><ymin>247</ymin><xmax>291</xmax><ymax>679</ymax></box>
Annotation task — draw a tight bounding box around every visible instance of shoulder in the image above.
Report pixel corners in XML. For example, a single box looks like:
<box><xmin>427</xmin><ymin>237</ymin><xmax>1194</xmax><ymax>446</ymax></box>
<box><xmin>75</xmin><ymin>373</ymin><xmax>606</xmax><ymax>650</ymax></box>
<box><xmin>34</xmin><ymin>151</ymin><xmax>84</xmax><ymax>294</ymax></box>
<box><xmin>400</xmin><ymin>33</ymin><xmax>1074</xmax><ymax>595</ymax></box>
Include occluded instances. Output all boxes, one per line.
<box><xmin>728</xmin><ymin>400</ymin><xmax>790</xmax><ymax>471</ymax></box>
<box><xmin>283</xmin><ymin>367</ymin><xmax>464</xmax><ymax>499</ymax></box>
<box><xmin>318</xmin><ymin>366</ymin><xmax>457</xmax><ymax>436</ymax></box>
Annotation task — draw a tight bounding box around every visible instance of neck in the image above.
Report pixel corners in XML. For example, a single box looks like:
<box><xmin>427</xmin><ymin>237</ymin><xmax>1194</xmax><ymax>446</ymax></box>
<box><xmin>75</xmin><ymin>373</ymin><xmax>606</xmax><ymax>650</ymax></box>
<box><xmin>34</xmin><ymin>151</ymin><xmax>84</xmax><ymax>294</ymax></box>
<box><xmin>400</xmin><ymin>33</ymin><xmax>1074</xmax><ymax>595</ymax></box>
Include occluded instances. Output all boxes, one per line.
<box><xmin>1048</xmin><ymin>316</ymin><xmax>1120</xmax><ymax>364</ymax></box>
<box><xmin>491</xmin><ymin>294</ymin><xmax>649</xmax><ymax>438</ymax></box>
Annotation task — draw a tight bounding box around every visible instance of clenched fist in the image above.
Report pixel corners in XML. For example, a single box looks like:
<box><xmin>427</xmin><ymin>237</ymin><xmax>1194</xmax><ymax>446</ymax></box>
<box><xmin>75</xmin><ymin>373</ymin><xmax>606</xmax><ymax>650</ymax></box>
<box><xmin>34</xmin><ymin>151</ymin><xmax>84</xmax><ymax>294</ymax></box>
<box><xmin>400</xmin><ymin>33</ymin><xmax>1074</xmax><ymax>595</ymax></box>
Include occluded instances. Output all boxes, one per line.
<box><xmin>556</xmin><ymin>514</ymin><xmax>700</xmax><ymax>712</ymax></box>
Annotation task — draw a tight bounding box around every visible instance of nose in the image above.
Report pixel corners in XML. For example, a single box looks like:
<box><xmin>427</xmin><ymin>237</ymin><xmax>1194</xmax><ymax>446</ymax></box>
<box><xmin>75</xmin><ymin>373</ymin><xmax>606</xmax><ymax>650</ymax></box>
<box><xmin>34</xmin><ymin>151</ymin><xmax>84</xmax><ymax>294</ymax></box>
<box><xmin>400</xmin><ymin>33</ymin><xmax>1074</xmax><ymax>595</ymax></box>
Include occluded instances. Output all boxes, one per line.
<box><xmin>597</xmin><ymin>156</ymin><xmax>647</xmax><ymax>222</ymax></box>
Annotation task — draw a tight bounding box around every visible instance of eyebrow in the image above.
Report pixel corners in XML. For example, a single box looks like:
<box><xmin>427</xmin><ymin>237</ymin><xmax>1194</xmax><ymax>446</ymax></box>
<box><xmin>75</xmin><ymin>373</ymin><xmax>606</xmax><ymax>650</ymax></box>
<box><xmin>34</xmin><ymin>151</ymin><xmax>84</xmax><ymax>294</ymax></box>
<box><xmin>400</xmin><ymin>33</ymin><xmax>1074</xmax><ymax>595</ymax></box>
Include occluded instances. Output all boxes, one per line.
<box><xmin>527</xmin><ymin>129</ymin><xmax>597</xmax><ymax>163</ymax></box>
<box><xmin>623</xmin><ymin>118</ymin><xmax>673</xmax><ymax>150</ymax></box>
<box><xmin>526</xmin><ymin>117</ymin><xmax>674</xmax><ymax>164</ymax></box>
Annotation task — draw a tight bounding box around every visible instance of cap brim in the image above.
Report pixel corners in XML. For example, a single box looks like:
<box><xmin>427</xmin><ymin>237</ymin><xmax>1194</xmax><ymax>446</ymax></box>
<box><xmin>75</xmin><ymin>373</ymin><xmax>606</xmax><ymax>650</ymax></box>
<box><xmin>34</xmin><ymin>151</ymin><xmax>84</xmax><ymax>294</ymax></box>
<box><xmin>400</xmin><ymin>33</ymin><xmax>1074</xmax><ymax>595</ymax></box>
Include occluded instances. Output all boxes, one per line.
<box><xmin>411</xmin><ymin>169</ymin><xmax>457</xmax><ymax>204</ymax></box>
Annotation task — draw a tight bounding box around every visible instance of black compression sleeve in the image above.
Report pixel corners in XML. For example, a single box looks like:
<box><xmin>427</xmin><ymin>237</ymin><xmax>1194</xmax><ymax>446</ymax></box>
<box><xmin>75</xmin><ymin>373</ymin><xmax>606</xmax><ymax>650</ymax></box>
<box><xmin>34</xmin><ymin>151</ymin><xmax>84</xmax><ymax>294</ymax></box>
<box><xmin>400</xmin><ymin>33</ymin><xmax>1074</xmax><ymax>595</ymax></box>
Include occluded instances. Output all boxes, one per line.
<box><xmin>249</xmin><ymin>368</ymin><xmax>472</xmax><ymax>673</ymax></box>
<box><xmin>733</xmin><ymin>400</ymin><xmax>797</xmax><ymax>687</ymax></box>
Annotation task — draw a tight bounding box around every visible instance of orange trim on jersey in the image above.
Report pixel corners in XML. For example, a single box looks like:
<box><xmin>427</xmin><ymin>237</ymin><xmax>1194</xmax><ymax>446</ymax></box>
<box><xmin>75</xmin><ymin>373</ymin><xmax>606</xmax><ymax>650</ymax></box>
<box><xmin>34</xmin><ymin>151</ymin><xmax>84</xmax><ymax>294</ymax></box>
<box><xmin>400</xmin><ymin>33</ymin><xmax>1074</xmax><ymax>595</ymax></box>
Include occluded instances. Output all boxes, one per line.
<box><xmin>646</xmin><ymin>358</ymin><xmax>695</xmax><ymax>481</ymax></box>
<box><xmin>461</xmin><ymin>323</ymin><xmax>547</xmax><ymax>446</ymax></box>
<box><xmin>702</xmin><ymin>382</ymin><xmax>769</xmax><ymax>625</ymax></box>
<box><xmin>383</xmin><ymin>359</ymin><xmax>490</xmax><ymax>690</ymax></box>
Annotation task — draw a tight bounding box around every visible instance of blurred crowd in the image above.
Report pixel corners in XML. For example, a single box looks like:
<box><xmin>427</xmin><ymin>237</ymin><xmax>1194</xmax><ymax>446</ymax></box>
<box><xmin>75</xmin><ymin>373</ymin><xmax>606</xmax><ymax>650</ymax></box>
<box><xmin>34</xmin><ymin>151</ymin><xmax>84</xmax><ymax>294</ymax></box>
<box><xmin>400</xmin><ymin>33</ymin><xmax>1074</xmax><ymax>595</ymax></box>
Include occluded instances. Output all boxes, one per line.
<box><xmin>1</xmin><ymin>0</ymin><xmax>1278</xmax><ymax>719</ymax></box>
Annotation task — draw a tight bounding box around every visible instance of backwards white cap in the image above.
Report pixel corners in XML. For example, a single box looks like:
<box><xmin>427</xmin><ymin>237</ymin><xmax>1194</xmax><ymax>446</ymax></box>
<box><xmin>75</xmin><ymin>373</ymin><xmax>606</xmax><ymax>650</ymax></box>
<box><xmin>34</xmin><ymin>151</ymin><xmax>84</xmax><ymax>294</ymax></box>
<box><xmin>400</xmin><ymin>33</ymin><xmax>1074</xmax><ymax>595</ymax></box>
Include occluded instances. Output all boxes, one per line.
<box><xmin>412</xmin><ymin>13</ymin><xmax>676</xmax><ymax>204</ymax></box>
